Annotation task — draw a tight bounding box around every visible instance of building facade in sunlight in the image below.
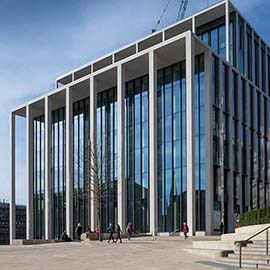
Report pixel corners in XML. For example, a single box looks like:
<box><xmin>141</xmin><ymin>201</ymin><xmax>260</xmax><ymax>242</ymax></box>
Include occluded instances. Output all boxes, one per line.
<box><xmin>10</xmin><ymin>0</ymin><xmax>270</xmax><ymax>242</ymax></box>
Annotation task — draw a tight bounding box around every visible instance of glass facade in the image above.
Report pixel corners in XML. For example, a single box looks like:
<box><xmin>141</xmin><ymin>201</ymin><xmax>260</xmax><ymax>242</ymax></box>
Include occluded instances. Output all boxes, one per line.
<box><xmin>194</xmin><ymin>54</ymin><xmax>206</xmax><ymax>231</ymax></box>
<box><xmin>157</xmin><ymin>61</ymin><xmax>187</xmax><ymax>232</ymax></box>
<box><xmin>96</xmin><ymin>88</ymin><xmax>118</xmax><ymax>232</ymax></box>
<box><xmin>73</xmin><ymin>98</ymin><xmax>90</xmax><ymax>232</ymax></box>
<box><xmin>200</xmin><ymin>24</ymin><xmax>228</xmax><ymax>61</ymax></box>
<box><xmin>125</xmin><ymin>76</ymin><xmax>149</xmax><ymax>233</ymax></box>
<box><xmin>33</xmin><ymin>115</ymin><xmax>45</xmax><ymax>239</ymax></box>
<box><xmin>51</xmin><ymin>107</ymin><xmax>66</xmax><ymax>239</ymax></box>
<box><xmin>29</xmin><ymin>9</ymin><xmax>270</xmax><ymax>238</ymax></box>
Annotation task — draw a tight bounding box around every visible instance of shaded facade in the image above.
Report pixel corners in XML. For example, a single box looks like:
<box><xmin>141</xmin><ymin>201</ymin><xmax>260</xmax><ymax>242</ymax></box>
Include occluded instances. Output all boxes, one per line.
<box><xmin>10</xmin><ymin>0</ymin><xmax>270</xmax><ymax>242</ymax></box>
<box><xmin>0</xmin><ymin>203</ymin><xmax>26</xmax><ymax>245</ymax></box>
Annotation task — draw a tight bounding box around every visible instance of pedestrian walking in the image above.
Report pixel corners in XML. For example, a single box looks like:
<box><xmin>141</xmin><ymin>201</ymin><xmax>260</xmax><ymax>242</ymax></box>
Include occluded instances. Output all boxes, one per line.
<box><xmin>95</xmin><ymin>224</ymin><xmax>100</xmax><ymax>240</ymax></box>
<box><xmin>75</xmin><ymin>222</ymin><xmax>83</xmax><ymax>241</ymax></box>
<box><xmin>182</xmin><ymin>222</ymin><xmax>189</xmax><ymax>240</ymax></box>
<box><xmin>107</xmin><ymin>223</ymin><xmax>115</xmax><ymax>243</ymax></box>
<box><xmin>126</xmin><ymin>222</ymin><xmax>133</xmax><ymax>240</ymax></box>
<box><xmin>115</xmin><ymin>224</ymin><xmax>122</xmax><ymax>243</ymax></box>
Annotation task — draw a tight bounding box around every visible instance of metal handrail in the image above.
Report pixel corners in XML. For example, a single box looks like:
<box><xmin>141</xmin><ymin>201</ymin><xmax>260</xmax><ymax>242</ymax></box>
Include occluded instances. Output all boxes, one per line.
<box><xmin>234</xmin><ymin>225</ymin><xmax>270</xmax><ymax>268</ymax></box>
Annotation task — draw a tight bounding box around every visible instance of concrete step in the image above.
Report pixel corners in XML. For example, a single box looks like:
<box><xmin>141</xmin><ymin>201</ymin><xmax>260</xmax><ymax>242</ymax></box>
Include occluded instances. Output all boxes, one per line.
<box><xmin>234</xmin><ymin>248</ymin><xmax>269</xmax><ymax>254</ymax></box>
<box><xmin>228</xmin><ymin>253</ymin><xmax>270</xmax><ymax>261</ymax></box>
<box><xmin>220</xmin><ymin>257</ymin><xmax>270</xmax><ymax>269</ymax></box>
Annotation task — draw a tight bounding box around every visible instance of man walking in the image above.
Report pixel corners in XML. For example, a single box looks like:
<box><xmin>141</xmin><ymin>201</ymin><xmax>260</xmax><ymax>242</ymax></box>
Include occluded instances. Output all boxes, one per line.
<box><xmin>107</xmin><ymin>223</ymin><xmax>115</xmax><ymax>243</ymax></box>
<box><xmin>115</xmin><ymin>224</ymin><xmax>122</xmax><ymax>243</ymax></box>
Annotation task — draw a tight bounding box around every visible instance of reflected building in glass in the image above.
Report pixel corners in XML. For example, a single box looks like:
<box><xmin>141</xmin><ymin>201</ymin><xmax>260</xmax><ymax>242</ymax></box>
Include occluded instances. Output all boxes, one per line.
<box><xmin>10</xmin><ymin>0</ymin><xmax>270</xmax><ymax>243</ymax></box>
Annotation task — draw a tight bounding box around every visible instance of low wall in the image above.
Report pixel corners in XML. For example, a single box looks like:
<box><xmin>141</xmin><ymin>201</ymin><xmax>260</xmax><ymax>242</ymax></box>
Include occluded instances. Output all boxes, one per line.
<box><xmin>235</xmin><ymin>223</ymin><xmax>270</xmax><ymax>234</ymax></box>
<box><xmin>88</xmin><ymin>232</ymin><xmax>151</xmax><ymax>241</ymax></box>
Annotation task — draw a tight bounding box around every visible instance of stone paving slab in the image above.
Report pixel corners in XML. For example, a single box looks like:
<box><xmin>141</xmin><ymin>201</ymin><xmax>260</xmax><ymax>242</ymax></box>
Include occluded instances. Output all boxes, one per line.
<box><xmin>0</xmin><ymin>236</ymin><xmax>238</xmax><ymax>270</ymax></box>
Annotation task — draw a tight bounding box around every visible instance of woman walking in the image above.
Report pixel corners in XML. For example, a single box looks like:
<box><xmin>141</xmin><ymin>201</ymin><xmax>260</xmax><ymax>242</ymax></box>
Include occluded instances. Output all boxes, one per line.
<box><xmin>182</xmin><ymin>222</ymin><xmax>189</xmax><ymax>240</ymax></box>
<box><xmin>126</xmin><ymin>222</ymin><xmax>133</xmax><ymax>240</ymax></box>
<box><xmin>115</xmin><ymin>224</ymin><xmax>122</xmax><ymax>243</ymax></box>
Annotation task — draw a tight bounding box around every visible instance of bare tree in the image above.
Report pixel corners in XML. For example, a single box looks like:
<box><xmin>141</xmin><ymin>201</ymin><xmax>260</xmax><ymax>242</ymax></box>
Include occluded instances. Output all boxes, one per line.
<box><xmin>73</xmin><ymin>138</ymin><xmax>118</xmax><ymax>241</ymax></box>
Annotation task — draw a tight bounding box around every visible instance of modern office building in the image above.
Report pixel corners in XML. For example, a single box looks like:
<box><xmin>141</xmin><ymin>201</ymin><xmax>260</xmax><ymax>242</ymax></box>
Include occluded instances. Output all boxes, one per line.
<box><xmin>10</xmin><ymin>0</ymin><xmax>270</xmax><ymax>242</ymax></box>
<box><xmin>0</xmin><ymin>202</ymin><xmax>26</xmax><ymax>245</ymax></box>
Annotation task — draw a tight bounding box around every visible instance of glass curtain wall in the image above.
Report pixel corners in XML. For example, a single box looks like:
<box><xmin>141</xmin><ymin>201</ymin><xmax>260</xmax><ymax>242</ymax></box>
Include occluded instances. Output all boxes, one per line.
<box><xmin>125</xmin><ymin>76</ymin><xmax>149</xmax><ymax>233</ymax></box>
<box><xmin>33</xmin><ymin>115</ymin><xmax>45</xmax><ymax>239</ymax></box>
<box><xmin>200</xmin><ymin>24</ymin><xmax>226</xmax><ymax>60</ymax></box>
<box><xmin>157</xmin><ymin>61</ymin><xmax>187</xmax><ymax>233</ymax></box>
<box><xmin>96</xmin><ymin>88</ymin><xmax>118</xmax><ymax>232</ymax></box>
<box><xmin>51</xmin><ymin>107</ymin><xmax>66</xmax><ymax>239</ymax></box>
<box><xmin>194</xmin><ymin>54</ymin><xmax>206</xmax><ymax>231</ymax></box>
<box><xmin>73</xmin><ymin>97</ymin><xmax>90</xmax><ymax>232</ymax></box>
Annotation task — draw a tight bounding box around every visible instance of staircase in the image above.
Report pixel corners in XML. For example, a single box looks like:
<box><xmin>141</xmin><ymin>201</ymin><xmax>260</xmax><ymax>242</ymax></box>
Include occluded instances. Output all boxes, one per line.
<box><xmin>218</xmin><ymin>224</ymin><xmax>270</xmax><ymax>269</ymax></box>
<box><xmin>189</xmin><ymin>224</ymin><xmax>270</xmax><ymax>269</ymax></box>
<box><xmin>220</xmin><ymin>240</ymin><xmax>270</xmax><ymax>269</ymax></box>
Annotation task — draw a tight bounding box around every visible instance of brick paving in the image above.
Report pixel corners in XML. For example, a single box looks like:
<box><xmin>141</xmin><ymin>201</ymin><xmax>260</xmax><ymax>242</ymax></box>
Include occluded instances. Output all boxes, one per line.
<box><xmin>0</xmin><ymin>236</ymin><xmax>237</xmax><ymax>270</ymax></box>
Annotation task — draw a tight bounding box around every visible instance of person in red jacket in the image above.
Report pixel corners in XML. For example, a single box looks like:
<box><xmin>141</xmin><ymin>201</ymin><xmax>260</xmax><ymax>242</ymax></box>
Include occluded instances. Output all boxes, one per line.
<box><xmin>182</xmin><ymin>222</ymin><xmax>189</xmax><ymax>240</ymax></box>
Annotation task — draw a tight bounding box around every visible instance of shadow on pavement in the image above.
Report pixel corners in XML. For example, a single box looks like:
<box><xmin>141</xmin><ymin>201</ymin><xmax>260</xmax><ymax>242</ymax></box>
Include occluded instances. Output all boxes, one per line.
<box><xmin>196</xmin><ymin>261</ymin><xmax>237</xmax><ymax>269</ymax></box>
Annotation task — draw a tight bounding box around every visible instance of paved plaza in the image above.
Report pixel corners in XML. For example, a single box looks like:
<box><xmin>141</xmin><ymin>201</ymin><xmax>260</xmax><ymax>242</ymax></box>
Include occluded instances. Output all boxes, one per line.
<box><xmin>0</xmin><ymin>236</ymin><xmax>239</xmax><ymax>270</ymax></box>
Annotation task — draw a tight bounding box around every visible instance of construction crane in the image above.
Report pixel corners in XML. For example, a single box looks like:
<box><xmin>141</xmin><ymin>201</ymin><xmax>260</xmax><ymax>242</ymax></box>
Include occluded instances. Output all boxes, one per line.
<box><xmin>176</xmin><ymin>0</ymin><xmax>189</xmax><ymax>22</ymax></box>
<box><xmin>152</xmin><ymin>0</ymin><xmax>189</xmax><ymax>33</ymax></box>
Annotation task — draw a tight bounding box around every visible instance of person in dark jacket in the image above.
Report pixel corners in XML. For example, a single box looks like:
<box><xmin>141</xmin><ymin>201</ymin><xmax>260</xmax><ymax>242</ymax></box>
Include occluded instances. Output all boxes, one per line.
<box><xmin>75</xmin><ymin>223</ymin><xmax>83</xmax><ymax>241</ymax></box>
<box><xmin>115</xmin><ymin>224</ymin><xmax>122</xmax><ymax>243</ymax></box>
<box><xmin>182</xmin><ymin>222</ymin><xmax>189</xmax><ymax>240</ymax></box>
<box><xmin>107</xmin><ymin>223</ymin><xmax>115</xmax><ymax>243</ymax></box>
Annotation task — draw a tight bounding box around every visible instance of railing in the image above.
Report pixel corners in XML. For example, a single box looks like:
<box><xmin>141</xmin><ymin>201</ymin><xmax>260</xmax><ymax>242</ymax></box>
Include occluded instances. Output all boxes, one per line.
<box><xmin>235</xmin><ymin>225</ymin><xmax>270</xmax><ymax>268</ymax></box>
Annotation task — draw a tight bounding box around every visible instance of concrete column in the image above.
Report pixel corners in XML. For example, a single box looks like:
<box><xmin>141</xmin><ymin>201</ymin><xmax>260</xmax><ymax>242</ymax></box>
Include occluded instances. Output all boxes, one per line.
<box><xmin>45</xmin><ymin>97</ymin><xmax>51</xmax><ymax>240</ymax></box>
<box><xmin>258</xmin><ymin>39</ymin><xmax>262</xmax><ymax>90</ymax></box>
<box><xmin>251</xmin><ymin>30</ymin><xmax>255</xmax><ymax>83</ymax></box>
<box><xmin>265</xmin><ymin>47</ymin><xmax>269</xmax><ymax>94</ymax></box>
<box><xmin>9</xmin><ymin>112</ymin><xmax>16</xmax><ymax>244</ymax></box>
<box><xmin>245</xmin><ymin>80</ymin><xmax>251</xmax><ymax>211</ymax></box>
<box><xmin>90</xmin><ymin>76</ymin><xmax>97</xmax><ymax>231</ymax></box>
<box><xmin>204</xmin><ymin>49</ymin><xmax>213</xmax><ymax>235</ymax></box>
<box><xmin>186</xmin><ymin>32</ymin><xmax>195</xmax><ymax>235</ymax></box>
<box><xmin>192</xmin><ymin>16</ymin><xmax>196</xmax><ymax>34</ymax></box>
<box><xmin>149</xmin><ymin>50</ymin><xmax>158</xmax><ymax>235</ymax></box>
<box><xmin>218</xmin><ymin>59</ymin><xmax>225</xmax><ymax>226</ymax></box>
<box><xmin>227</xmin><ymin>66</ymin><xmax>234</xmax><ymax>233</ymax></box>
<box><xmin>66</xmin><ymin>87</ymin><xmax>73</xmax><ymax>238</ymax></box>
<box><xmin>235</xmin><ymin>12</ymin><xmax>239</xmax><ymax>69</ymax></box>
<box><xmin>243</xmin><ymin>21</ymin><xmax>247</xmax><ymax>77</ymax></box>
<box><xmin>237</xmin><ymin>75</ymin><xmax>243</xmax><ymax>214</ymax></box>
<box><xmin>26</xmin><ymin>105</ymin><xmax>34</xmax><ymax>240</ymax></box>
<box><xmin>225</xmin><ymin>0</ymin><xmax>230</xmax><ymax>62</ymax></box>
<box><xmin>117</xmin><ymin>64</ymin><xmax>126</xmax><ymax>230</ymax></box>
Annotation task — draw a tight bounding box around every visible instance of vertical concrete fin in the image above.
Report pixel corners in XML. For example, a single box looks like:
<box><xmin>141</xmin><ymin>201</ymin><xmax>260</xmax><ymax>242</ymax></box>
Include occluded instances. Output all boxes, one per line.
<box><xmin>225</xmin><ymin>0</ymin><xmax>230</xmax><ymax>62</ymax></box>
<box><xmin>45</xmin><ymin>97</ymin><xmax>51</xmax><ymax>240</ymax></box>
<box><xmin>90</xmin><ymin>77</ymin><xmax>97</xmax><ymax>231</ymax></box>
<box><xmin>117</xmin><ymin>64</ymin><xmax>126</xmax><ymax>230</ymax></box>
<box><xmin>10</xmin><ymin>112</ymin><xmax>16</xmax><ymax>244</ymax></box>
<box><xmin>149</xmin><ymin>50</ymin><xmax>158</xmax><ymax>235</ymax></box>
<box><xmin>26</xmin><ymin>105</ymin><xmax>34</xmax><ymax>240</ymax></box>
<box><xmin>186</xmin><ymin>31</ymin><xmax>195</xmax><ymax>235</ymax></box>
<box><xmin>66</xmin><ymin>87</ymin><xmax>73</xmax><ymax>238</ymax></box>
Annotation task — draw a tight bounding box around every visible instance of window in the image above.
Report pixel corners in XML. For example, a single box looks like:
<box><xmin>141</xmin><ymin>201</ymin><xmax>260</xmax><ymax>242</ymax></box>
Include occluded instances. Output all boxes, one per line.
<box><xmin>126</xmin><ymin>75</ymin><xmax>149</xmax><ymax>233</ymax></box>
<box><xmin>51</xmin><ymin>108</ymin><xmax>66</xmax><ymax>239</ymax></box>
<box><xmin>157</xmin><ymin>61</ymin><xmax>187</xmax><ymax>232</ymax></box>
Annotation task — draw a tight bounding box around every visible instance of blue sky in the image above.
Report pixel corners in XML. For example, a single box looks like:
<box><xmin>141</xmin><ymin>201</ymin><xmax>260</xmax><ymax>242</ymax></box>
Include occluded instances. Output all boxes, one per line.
<box><xmin>0</xmin><ymin>0</ymin><xmax>269</xmax><ymax>205</ymax></box>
